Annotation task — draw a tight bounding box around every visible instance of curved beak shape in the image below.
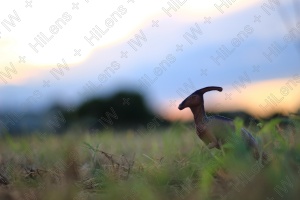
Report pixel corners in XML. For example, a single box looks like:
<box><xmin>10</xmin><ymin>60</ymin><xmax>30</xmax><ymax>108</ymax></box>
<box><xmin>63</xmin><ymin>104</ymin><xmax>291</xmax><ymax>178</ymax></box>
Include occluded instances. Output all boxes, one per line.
<box><xmin>177</xmin><ymin>86</ymin><xmax>223</xmax><ymax>111</ymax></box>
<box><xmin>178</xmin><ymin>100</ymin><xmax>186</xmax><ymax>110</ymax></box>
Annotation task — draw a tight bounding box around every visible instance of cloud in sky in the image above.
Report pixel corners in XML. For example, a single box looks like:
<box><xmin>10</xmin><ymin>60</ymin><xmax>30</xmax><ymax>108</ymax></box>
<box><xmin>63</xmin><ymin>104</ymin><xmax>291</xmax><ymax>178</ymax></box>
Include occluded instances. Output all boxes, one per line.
<box><xmin>0</xmin><ymin>0</ymin><xmax>299</xmax><ymax>119</ymax></box>
<box><xmin>0</xmin><ymin>0</ymin><xmax>260</xmax><ymax>69</ymax></box>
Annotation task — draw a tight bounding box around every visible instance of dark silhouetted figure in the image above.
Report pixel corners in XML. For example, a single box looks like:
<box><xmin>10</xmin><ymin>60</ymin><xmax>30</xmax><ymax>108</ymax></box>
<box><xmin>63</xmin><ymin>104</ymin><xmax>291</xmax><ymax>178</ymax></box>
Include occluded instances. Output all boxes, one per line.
<box><xmin>178</xmin><ymin>86</ymin><xmax>267</xmax><ymax>160</ymax></box>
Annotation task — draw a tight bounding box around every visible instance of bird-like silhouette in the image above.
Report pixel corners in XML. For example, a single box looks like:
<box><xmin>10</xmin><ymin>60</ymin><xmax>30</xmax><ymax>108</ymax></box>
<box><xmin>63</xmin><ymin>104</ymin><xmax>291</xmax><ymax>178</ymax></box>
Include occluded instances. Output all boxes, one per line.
<box><xmin>178</xmin><ymin>86</ymin><xmax>267</xmax><ymax>160</ymax></box>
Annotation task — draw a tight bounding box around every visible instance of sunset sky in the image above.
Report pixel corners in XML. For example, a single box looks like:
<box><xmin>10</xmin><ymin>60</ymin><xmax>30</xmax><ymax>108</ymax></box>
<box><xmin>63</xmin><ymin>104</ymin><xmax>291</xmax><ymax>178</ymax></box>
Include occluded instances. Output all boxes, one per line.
<box><xmin>0</xmin><ymin>0</ymin><xmax>299</xmax><ymax>120</ymax></box>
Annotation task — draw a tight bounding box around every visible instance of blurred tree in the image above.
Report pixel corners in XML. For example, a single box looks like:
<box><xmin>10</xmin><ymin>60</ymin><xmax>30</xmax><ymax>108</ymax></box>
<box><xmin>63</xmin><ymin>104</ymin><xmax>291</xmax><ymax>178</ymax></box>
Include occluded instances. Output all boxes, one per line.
<box><xmin>65</xmin><ymin>91</ymin><xmax>161</xmax><ymax>131</ymax></box>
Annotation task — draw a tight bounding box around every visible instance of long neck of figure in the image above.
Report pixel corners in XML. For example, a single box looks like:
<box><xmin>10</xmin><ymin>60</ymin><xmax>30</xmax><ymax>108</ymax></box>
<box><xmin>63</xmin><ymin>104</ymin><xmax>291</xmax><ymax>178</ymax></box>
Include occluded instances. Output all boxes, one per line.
<box><xmin>190</xmin><ymin>105</ymin><xmax>207</xmax><ymax>126</ymax></box>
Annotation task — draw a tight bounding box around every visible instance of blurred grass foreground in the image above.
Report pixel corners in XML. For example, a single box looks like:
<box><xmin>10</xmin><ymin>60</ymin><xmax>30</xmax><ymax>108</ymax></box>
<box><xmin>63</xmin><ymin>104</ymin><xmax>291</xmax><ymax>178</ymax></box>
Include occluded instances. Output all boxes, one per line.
<box><xmin>0</xmin><ymin>115</ymin><xmax>300</xmax><ymax>200</ymax></box>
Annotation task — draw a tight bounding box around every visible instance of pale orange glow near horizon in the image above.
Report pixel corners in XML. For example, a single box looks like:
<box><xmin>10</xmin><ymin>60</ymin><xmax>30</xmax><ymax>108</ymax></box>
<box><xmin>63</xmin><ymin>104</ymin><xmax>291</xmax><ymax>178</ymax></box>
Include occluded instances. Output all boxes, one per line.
<box><xmin>160</xmin><ymin>76</ymin><xmax>300</xmax><ymax>121</ymax></box>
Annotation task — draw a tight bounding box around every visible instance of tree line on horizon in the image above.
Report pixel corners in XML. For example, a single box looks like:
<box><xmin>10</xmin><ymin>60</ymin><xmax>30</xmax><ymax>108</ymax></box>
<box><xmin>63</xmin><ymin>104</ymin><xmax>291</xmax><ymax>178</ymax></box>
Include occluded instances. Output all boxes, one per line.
<box><xmin>0</xmin><ymin>90</ymin><xmax>298</xmax><ymax>136</ymax></box>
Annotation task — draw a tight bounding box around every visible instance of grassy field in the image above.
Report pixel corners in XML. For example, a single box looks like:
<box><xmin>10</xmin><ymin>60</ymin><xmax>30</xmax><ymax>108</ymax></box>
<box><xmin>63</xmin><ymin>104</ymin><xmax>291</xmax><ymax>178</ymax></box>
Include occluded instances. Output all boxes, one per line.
<box><xmin>0</xmin><ymin>116</ymin><xmax>300</xmax><ymax>200</ymax></box>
